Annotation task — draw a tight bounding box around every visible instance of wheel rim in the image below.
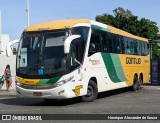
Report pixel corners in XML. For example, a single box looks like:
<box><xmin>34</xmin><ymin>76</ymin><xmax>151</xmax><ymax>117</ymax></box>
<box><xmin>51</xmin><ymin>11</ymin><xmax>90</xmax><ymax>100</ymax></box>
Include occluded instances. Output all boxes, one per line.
<box><xmin>86</xmin><ymin>85</ymin><xmax>93</xmax><ymax>97</ymax></box>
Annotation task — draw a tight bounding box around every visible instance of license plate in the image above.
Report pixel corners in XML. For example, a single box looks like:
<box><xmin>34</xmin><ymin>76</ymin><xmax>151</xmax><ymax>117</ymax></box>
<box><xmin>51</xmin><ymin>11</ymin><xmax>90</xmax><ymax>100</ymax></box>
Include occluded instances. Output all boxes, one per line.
<box><xmin>33</xmin><ymin>92</ymin><xmax>42</xmax><ymax>96</ymax></box>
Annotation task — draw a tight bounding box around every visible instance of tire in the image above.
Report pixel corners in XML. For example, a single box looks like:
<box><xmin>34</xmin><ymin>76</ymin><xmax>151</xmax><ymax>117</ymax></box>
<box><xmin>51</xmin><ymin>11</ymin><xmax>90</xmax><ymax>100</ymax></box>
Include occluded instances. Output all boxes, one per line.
<box><xmin>137</xmin><ymin>76</ymin><xmax>142</xmax><ymax>90</ymax></box>
<box><xmin>132</xmin><ymin>76</ymin><xmax>138</xmax><ymax>91</ymax></box>
<box><xmin>82</xmin><ymin>80</ymin><xmax>98</xmax><ymax>102</ymax></box>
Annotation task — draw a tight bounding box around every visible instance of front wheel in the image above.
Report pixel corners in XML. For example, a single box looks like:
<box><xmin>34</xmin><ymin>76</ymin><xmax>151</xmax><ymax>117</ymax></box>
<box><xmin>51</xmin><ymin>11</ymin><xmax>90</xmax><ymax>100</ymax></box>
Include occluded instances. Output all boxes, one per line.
<box><xmin>82</xmin><ymin>80</ymin><xmax>98</xmax><ymax>102</ymax></box>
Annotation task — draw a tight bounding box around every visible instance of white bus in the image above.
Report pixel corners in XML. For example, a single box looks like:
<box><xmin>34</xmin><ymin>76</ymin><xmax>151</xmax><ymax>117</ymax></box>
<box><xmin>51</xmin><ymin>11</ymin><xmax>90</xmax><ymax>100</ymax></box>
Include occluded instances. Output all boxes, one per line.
<box><xmin>16</xmin><ymin>19</ymin><xmax>150</xmax><ymax>102</ymax></box>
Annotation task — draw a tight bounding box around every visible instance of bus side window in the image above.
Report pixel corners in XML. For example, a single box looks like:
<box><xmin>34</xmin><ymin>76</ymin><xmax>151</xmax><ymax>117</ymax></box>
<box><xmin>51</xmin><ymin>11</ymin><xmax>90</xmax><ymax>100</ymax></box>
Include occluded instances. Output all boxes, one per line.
<box><xmin>124</xmin><ymin>37</ymin><xmax>130</xmax><ymax>54</ymax></box>
<box><xmin>88</xmin><ymin>29</ymin><xmax>101</xmax><ymax>56</ymax></box>
<box><xmin>120</xmin><ymin>37</ymin><xmax>125</xmax><ymax>54</ymax></box>
<box><xmin>100</xmin><ymin>31</ymin><xmax>108</xmax><ymax>52</ymax></box>
<box><xmin>134</xmin><ymin>40</ymin><xmax>138</xmax><ymax>55</ymax></box>
<box><xmin>106</xmin><ymin>32</ymin><xmax>113</xmax><ymax>53</ymax></box>
<box><xmin>138</xmin><ymin>41</ymin><xmax>142</xmax><ymax>55</ymax></box>
<box><xmin>130</xmin><ymin>39</ymin><xmax>134</xmax><ymax>55</ymax></box>
<box><xmin>69</xmin><ymin>38</ymin><xmax>83</xmax><ymax>69</ymax></box>
<box><xmin>141</xmin><ymin>42</ymin><xmax>145</xmax><ymax>56</ymax></box>
<box><xmin>115</xmin><ymin>35</ymin><xmax>121</xmax><ymax>53</ymax></box>
<box><xmin>111</xmin><ymin>34</ymin><xmax>116</xmax><ymax>53</ymax></box>
<box><xmin>147</xmin><ymin>43</ymin><xmax>150</xmax><ymax>55</ymax></box>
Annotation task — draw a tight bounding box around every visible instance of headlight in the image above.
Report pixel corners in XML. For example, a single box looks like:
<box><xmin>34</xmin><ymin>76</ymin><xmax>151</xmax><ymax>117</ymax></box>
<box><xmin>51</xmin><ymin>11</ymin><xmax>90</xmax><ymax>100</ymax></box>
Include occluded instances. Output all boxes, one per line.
<box><xmin>15</xmin><ymin>77</ymin><xmax>23</xmax><ymax>86</ymax></box>
<box><xmin>53</xmin><ymin>76</ymin><xmax>74</xmax><ymax>87</ymax></box>
<box><xmin>16</xmin><ymin>81</ymin><xmax>24</xmax><ymax>86</ymax></box>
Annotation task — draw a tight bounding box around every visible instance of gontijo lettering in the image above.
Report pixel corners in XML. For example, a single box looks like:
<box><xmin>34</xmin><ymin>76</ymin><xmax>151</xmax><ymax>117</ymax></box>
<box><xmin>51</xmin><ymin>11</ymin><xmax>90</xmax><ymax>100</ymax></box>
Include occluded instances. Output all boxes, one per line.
<box><xmin>126</xmin><ymin>57</ymin><xmax>141</xmax><ymax>64</ymax></box>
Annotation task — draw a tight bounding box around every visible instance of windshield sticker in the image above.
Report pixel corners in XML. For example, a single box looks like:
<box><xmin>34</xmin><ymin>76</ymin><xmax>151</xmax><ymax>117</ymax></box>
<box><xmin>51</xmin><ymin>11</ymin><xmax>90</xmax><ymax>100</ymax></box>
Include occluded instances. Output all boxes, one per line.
<box><xmin>78</xmin><ymin>68</ymin><xmax>80</xmax><ymax>74</ymax></box>
<box><xmin>38</xmin><ymin>69</ymin><xmax>44</xmax><ymax>75</ymax></box>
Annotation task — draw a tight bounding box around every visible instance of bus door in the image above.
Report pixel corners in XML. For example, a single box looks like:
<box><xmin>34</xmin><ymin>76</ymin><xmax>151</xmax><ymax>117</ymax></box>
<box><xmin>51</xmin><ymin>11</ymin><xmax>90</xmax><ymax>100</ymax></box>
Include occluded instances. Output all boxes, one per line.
<box><xmin>69</xmin><ymin>38</ymin><xmax>85</xmax><ymax>96</ymax></box>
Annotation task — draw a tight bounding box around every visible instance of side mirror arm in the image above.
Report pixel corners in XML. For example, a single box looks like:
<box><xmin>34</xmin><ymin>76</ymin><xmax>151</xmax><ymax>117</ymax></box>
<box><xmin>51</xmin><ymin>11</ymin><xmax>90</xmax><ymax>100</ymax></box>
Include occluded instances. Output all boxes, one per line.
<box><xmin>64</xmin><ymin>35</ymin><xmax>81</xmax><ymax>53</ymax></box>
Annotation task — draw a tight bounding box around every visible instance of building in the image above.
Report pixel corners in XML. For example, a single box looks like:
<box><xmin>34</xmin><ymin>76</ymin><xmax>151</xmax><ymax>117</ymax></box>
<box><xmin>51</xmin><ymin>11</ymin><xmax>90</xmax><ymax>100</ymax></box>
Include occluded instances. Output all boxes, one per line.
<box><xmin>0</xmin><ymin>34</ymin><xmax>10</xmax><ymax>55</ymax></box>
<box><xmin>0</xmin><ymin>34</ymin><xmax>19</xmax><ymax>56</ymax></box>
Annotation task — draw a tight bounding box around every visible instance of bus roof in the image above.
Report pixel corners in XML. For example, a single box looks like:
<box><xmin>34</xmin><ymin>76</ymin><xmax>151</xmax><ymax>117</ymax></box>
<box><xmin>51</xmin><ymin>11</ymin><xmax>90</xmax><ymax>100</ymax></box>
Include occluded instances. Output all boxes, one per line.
<box><xmin>107</xmin><ymin>25</ymin><xmax>148</xmax><ymax>42</ymax></box>
<box><xmin>25</xmin><ymin>18</ymin><xmax>148</xmax><ymax>42</ymax></box>
<box><xmin>24</xmin><ymin>19</ymin><xmax>91</xmax><ymax>32</ymax></box>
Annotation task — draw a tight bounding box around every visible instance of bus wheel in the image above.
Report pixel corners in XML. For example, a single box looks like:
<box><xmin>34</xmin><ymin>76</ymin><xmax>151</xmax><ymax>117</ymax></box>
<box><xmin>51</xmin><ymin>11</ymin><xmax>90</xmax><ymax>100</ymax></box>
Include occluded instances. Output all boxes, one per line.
<box><xmin>137</xmin><ymin>76</ymin><xmax>142</xmax><ymax>90</ymax></box>
<box><xmin>132</xmin><ymin>76</ymin><xmax>138</xmax><ymax>91</ymax></box>
<box><xmin>82</xmin><ymin>80</ymin><xmax>98</xmax><ymax>102</ymax></box>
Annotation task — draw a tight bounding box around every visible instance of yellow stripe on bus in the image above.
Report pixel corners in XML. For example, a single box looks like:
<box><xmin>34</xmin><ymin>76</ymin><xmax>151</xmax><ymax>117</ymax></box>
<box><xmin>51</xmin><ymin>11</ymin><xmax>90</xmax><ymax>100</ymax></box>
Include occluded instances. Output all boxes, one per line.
<box><xmin>17</xmin><ymin>76</ymin><xmax>40</xmax><ymax>85</ymax></box>
<box><xmin>25</xmin><ymin>19</ymin><xmax>91</xmax><ymax>32</ymax></box>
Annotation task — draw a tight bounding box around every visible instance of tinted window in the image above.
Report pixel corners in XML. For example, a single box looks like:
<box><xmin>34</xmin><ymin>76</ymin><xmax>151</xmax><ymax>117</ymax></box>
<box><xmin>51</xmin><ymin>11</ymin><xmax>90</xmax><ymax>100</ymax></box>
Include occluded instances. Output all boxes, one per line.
<box><xmin>88</xmin><ymin>29</ymin><xmax>101</xmax><ymax>56</ymax></box>
<box><xmin>88</xmin><ymin>26</ymin><xmax>149</xmax><ymax>56</ymax></box>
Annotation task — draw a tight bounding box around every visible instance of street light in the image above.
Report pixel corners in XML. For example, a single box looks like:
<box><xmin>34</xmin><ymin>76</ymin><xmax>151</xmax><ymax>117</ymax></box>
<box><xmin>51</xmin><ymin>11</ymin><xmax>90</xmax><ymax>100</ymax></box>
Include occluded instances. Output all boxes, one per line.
<box><xmin>0</xmin><ymin>9</ymin><xmax>1</xmax><ymax>34</ymax></box>
<box><xmin>0</xmin><ymin>9</ymin><xmax>2</xmax><ymax>53</ymax></box>
<box><xmin>26</xmin><ymin>0</ymin><xmax>30</xmax><ymax>26</ymax></box>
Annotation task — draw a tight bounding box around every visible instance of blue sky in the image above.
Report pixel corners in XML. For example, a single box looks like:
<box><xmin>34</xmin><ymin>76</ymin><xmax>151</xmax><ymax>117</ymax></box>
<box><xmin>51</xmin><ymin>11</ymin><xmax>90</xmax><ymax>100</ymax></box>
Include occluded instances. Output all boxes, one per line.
<box><xmin>0</xmin><ymin>0</ymin><xmax>160</xmax><ymax>40</ymax></box>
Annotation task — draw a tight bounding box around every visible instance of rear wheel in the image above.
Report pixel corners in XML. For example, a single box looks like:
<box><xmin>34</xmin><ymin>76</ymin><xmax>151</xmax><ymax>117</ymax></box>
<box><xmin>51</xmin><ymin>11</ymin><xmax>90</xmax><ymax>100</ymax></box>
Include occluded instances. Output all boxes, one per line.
<box><xmin>132</xmin><ymin>76</ymin><xmax>138</xmax><ymax>91</ymax></box>
<box><xmin>137</xmin><ymin>76</ymin><xmax>142</xmax><ymax>90</ymax></box>
<box><xmin>82</xmin><ymin>80</ymin><xmax>98</xmax><ymax>102</ymax></box>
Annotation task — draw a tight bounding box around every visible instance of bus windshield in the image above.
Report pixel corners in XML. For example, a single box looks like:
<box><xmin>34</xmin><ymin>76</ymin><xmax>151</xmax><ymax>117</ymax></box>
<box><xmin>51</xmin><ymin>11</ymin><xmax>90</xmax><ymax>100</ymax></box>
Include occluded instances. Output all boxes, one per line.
<box><xmin>17</xmin><ymin>30</ymin><xmax>69</xmax><ymax>78</ymax></box>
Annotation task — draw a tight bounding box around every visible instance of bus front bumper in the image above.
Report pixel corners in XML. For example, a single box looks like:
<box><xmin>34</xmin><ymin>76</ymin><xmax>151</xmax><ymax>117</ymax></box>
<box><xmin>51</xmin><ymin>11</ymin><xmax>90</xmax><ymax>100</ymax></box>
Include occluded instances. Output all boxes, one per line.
<box><xmin>16</xmin><ymin>84</ymin><xmax>73</xmax><ymax>99</ymax></box>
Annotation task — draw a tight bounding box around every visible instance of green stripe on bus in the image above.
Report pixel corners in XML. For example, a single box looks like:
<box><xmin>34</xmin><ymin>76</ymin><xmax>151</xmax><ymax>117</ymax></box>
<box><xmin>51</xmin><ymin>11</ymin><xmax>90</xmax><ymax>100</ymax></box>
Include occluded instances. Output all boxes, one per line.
<box><xmin>110</xmin><ymin>54</ymin><xmax>127</xmax><ymax>82</ymax></box>
<box><xmin>101</xmin><ymin>53</ymin><xmax>126</xmax><ymax>83</ymax></box>
<box><xmin>91</xmin><ymin>25</ymin><xmax>111</xmax><ymax>32</ymax></box>
<box><xmin>37</xmin><ymin>79</ymin><xmax>50</xmax><ymax>84</ymax></box>
<box><xmin>37</xmin><ymin>76</ymin><xmax>62</xmax><ymax>84</ymax></box>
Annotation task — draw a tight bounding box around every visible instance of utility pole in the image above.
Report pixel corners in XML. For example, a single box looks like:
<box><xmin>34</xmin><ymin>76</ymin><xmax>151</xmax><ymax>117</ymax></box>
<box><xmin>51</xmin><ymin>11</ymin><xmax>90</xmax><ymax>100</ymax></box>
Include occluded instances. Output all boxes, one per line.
<box><xmin>0</xmin><ymin>9</ymin><xmax>2</xmax><ymax>53</ymax></box>
<box><xmin>26</xmin><ymin>0</ymin><xmax>30</xmax><ymax>26</ymax></box>
<box><xmin>0</xmin><ymin>9</ymin><xmax>1</xmax><ymax>35</ymax></box>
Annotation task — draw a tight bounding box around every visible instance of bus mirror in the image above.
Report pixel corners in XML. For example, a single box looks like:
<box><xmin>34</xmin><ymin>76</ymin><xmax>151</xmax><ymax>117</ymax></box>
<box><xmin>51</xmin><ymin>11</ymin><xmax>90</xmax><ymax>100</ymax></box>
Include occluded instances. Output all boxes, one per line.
<box><xmin>64</xmin><ymin>35</ymin><xmax>81</xmax><ymax>53</ymax></box>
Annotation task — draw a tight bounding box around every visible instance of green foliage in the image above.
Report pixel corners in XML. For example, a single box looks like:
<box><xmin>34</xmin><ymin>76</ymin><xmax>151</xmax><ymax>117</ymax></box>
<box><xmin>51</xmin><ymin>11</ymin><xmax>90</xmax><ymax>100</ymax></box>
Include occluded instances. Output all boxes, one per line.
<box><xmin>152</xmin><ymin>44</ymin><xmax>160</xmax><ymax>59</ymax></box>
<box><xmin>95</xmin><ymin>7</ymin><xmax>160</xmax><ymax>59</ymax></box>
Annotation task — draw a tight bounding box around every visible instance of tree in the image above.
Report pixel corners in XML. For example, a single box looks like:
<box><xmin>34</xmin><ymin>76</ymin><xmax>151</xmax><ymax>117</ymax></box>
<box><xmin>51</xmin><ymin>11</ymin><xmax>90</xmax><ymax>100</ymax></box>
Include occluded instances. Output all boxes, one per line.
<box><xmin>95</xmin><ymin>7</ymin><xmax>159</xmax><ymax>59</ymax></box>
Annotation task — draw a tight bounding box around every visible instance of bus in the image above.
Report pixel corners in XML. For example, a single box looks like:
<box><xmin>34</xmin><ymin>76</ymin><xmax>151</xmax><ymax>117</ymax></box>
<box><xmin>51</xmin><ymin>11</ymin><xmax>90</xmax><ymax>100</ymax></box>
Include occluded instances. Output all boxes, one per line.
<box><xmin>16</xmin><ymin>19</ymin><xmax>150</xmax><ymax>102</ymax></box>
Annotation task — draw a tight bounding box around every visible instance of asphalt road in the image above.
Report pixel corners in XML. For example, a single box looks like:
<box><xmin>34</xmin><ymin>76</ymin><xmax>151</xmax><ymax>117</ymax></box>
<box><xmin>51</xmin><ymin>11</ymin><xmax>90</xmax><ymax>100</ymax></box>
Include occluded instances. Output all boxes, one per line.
<box><xmin>0</xmin><ymin>84</ymin><xmax>160</xmax><ymax>122</ymax></box>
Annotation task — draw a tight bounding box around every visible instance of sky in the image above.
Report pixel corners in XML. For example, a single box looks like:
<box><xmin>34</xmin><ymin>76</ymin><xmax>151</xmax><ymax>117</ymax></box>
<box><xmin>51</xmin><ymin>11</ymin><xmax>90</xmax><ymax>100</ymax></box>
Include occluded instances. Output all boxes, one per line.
<box><xmin>0</xmin><ymin>0</ymin><xmax>160</xmax><ymax>40</ymax></box>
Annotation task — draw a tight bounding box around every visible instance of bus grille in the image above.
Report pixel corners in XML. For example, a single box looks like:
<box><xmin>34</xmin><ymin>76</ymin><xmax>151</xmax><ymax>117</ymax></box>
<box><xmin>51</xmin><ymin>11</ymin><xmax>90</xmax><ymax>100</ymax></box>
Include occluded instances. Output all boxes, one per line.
<box><xmin>19</xmin><ymin>84</ymin><xmax>55</xmax><ymax>90</ymax></box>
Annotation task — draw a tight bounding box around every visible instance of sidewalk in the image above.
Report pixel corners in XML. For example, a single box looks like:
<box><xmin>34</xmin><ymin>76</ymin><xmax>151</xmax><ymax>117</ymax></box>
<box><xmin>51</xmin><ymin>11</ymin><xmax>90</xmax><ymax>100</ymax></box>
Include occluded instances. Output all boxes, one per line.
<box><xmin>0</xmin><ymin>89</ymin><xmax>17</xmax><ymax>97</ymax></box>
<box><xmin>0</xmin><ymin>78</ymin><xmax>17</xmax><ymax>97</ymax></box>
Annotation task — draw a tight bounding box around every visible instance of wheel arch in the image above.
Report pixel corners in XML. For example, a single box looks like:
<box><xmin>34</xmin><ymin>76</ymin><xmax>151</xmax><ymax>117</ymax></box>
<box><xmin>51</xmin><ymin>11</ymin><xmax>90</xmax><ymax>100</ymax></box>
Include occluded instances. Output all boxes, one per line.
<box><xmin>90</xmin><ymin>77</ymin><xmax>97</xmax><ymax>85</ymax></box>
